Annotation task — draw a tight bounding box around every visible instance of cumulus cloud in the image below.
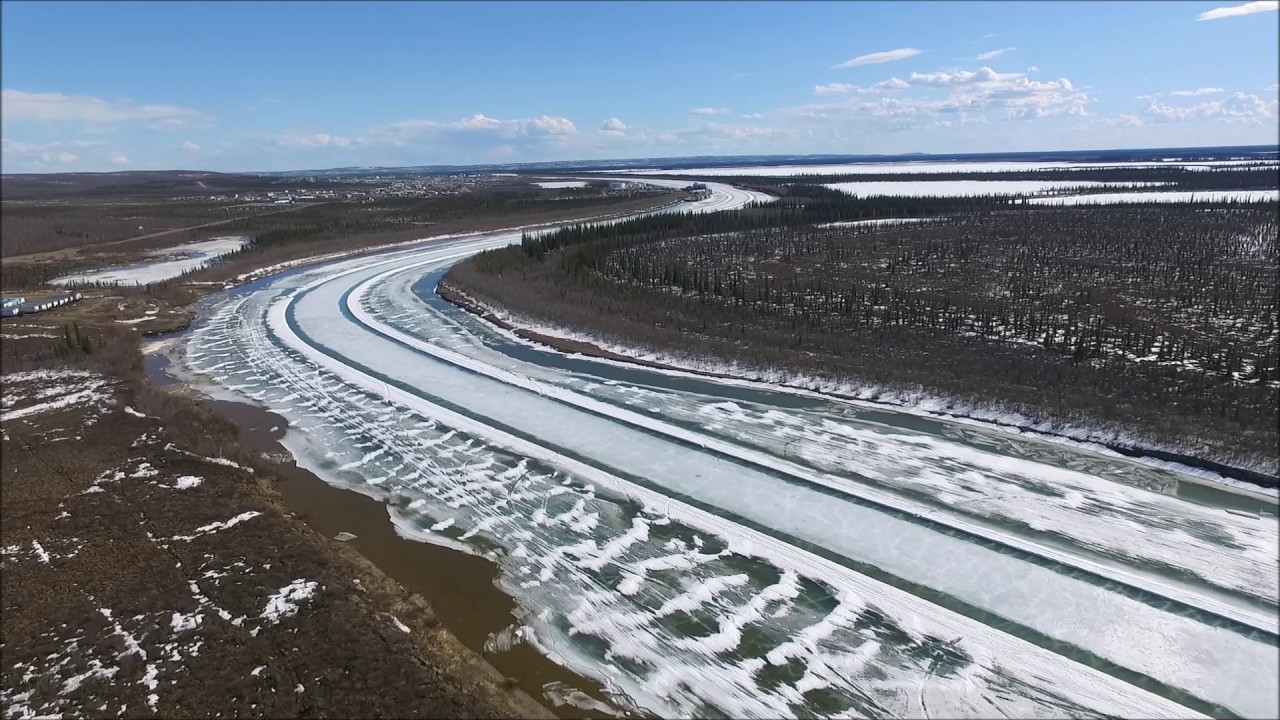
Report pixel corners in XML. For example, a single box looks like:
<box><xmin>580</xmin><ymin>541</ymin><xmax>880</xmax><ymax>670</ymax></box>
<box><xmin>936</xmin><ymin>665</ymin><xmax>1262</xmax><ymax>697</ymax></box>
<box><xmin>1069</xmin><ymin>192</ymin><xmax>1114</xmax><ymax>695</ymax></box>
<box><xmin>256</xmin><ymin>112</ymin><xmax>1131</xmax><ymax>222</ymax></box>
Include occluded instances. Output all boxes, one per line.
<box><xmin>976</xmin><ymin>47</ymin><xmax>1015</xmax><ymax>60</ymax></box>
<box><xmin>1</xmin><ymin>138</ymin><xmax>128</xmax><ymax>170</ymax></box>
<box><xmin>599</xmin><ymin>117</ymin><xmax>627</xmax><ymax>134</ymax></box>
<box><xmin>785</xmin><ymin>64</ymin><xmax>1091</xmax><ymax>130</ymax></box>
<box><xmin>691</xmin><ymin>107</ymin><xmax>730</xmax><ymax>115</ymax></box>
<box><xmin>1027</xmin><ymin>65</ymin><xmax>1041</xmax><ymax>74</ymax></box>
<box><xmin>835</xmin><ymin>48</ymin><xmax>921</xmax><ymax>68</ymax></box>
<box><xmin>1170</xmin><ymin>87</ymin><xmax>1225</xmax><ymax>96</ymax></box>
<box><xmin>1</xmin><ymin>89</ymin><xmax>207</xmax><ymax>128</ymax></box>
<box><xmin>1145</xmin><ymin>91</ymin><xmax>1278</xmax><ymax>122</ymax></box>
<box><xmin>274</xmin><ymin>131</ymin><xmax>353</xmax><ymax>149</ymax></box>
<box><xmin>111</xmin><ymin>152</ymin><xmax>130</xmax><ymax>166</ymax></box>
<box><xmin>742</xmin><ymin>113</ymin><xmax>765</xmax><ymax>119</ymax></box>
<box><xmin>815</xmin><ymin>78</ymin><xmax>909</xmax><ymax>95</ymax></box>
<box><xmin>815</xmin><ymin>83</ymin><xmax>858</xmax><ymax>95</ymax></box>
<box><xmin>181</xmin><ymin>141</ymin><xmax>200</xmax><ymax>152</ymax></box>
<box><xmin>905</xmin><ymin>66</ymin><xmax>1025</xmax><ymax>87</ymax></box>
<box><xmin>1197</xmin><ymin>1</ymin><xmax>1278</xmax><ymax>20</ymax></box>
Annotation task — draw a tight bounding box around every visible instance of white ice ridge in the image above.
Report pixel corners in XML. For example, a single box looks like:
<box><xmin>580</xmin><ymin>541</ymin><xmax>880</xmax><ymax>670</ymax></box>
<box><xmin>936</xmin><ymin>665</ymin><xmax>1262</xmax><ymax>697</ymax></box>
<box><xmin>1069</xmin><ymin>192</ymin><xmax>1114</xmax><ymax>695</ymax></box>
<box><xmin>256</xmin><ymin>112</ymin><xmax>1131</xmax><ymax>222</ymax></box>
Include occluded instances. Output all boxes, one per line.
<box><xmin>276</xmin><ymin>249</ymin><xmax>1268</xmax><ymax>716</ymax></box>
<box><xmin>352</xmin><ymin>253</ymin><xmax>1279</xmax><ymax>633</ymax></box>
<box><xmin>263</xmin><ymin>283</ymin><xmax>1205</xmax><ymax>719</ymax></box>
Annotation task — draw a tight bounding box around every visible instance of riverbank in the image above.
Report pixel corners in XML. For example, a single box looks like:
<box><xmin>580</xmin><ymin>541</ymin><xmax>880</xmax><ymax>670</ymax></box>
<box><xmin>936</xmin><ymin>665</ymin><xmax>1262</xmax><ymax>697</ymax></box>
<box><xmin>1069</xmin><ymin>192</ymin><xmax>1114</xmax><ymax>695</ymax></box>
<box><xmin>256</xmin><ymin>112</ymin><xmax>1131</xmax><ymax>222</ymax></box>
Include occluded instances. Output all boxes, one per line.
<box><xmin>145</xmin><ymin>347</ymin><xmax>641</xmax><ymax>718</ymax></box>
<box><xmin>1</xmin><ymin>329</ymin><xmax>553</xmax><ymax>718</ymax></box>
<box><xmin>2</xmin><ymin>199</ymin><xmax>687</xmax><ymax>719</ymax></box>
<box><xmin>437</xmin><ymin>280</ymin><xmax>1279</xmax><ymax>495</ymax></box>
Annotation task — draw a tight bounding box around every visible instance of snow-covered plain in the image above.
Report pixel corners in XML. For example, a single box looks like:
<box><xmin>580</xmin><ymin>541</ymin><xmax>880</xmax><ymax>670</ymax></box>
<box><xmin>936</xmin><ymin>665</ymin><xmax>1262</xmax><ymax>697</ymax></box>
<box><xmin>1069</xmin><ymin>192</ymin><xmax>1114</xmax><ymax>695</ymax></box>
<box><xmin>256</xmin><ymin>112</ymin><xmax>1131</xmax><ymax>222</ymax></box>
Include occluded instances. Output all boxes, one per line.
<box><xmin>535</xmin><ymin>181</ymin><xmax>589</xmax><ymax>189</ymax></box>
<box><xmin>606</xmin><ymin>159</ymin><xmax>1279</xmax><ymax>176</ymax></box>
<box><xmin>170</xmin><ymin>180</ymin><xmax>1277</xmax><ymax>719</ymax></box>
<box><xmin>1028</xmin><ymin>190</ymin><xmax>1280</xmax><ymax>205</ymax></box>
<box><xmin>52</xmin><ymin>236</ymin><xmax>252</xmax><ymax>286</ymax></box>
<box><xmin>824</xmin><ymin>180</ymin><xmax>1165</xmax><ymax>197</ymax></box>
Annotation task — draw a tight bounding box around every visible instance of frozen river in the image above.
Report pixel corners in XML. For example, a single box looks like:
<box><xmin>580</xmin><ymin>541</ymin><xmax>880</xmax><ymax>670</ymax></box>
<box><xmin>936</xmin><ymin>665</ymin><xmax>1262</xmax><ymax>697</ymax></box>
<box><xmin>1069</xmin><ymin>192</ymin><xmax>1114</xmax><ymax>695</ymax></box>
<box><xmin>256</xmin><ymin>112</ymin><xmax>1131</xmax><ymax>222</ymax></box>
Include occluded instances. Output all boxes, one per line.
<box><xmin>173</xmin><ymin>182</ymin><xmax>1278</xmax><ymax>719</ymax></box>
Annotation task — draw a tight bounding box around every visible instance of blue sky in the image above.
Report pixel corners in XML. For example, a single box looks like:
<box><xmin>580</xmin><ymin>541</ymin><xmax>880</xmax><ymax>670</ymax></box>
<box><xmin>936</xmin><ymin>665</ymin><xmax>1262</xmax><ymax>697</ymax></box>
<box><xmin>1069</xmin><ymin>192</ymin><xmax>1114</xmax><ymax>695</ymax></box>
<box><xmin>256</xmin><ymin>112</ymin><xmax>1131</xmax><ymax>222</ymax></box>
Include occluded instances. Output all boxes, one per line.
<box><xmin>2</xmin><ymin>1</ymin><xmax>1277</xmax><ymax>173</ymax></box>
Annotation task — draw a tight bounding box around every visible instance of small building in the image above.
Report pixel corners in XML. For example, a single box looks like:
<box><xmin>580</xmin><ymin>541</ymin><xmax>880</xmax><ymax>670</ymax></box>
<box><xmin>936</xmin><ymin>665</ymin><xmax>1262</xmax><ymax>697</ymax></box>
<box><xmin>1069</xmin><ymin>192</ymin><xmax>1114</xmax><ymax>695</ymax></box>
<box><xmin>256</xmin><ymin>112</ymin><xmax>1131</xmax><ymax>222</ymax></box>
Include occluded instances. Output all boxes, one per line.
<box><xmin>686</xmin><ymin>182</ymin><xmax>707</xmax><ymax>191</ymax></box>
<box><xmin>608</xmin><ymin>180</ymin><xmax>630</xmax><ymax>190</ymax></box>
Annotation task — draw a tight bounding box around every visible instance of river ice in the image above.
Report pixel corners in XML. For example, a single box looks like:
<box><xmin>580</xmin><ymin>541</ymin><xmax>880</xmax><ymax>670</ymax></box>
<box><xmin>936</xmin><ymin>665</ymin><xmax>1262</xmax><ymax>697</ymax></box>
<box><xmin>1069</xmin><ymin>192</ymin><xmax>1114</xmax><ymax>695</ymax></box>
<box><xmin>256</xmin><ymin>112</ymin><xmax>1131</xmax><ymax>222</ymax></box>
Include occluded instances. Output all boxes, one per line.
<box><xmin>172</xmin><ymin>183</ymin><xmax>1276</xmax><ymax>719</ymax></box>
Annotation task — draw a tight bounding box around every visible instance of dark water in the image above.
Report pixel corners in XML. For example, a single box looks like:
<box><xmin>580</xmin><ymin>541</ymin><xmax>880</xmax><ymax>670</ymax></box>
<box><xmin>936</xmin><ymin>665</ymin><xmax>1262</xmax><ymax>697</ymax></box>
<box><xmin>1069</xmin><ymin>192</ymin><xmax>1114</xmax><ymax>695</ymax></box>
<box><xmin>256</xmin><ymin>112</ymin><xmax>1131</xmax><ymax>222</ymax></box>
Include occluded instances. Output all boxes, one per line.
<box><xmin>144</xmin><ymin>349</ymin><xmax>636</xmax><ymax>719</ymax></box>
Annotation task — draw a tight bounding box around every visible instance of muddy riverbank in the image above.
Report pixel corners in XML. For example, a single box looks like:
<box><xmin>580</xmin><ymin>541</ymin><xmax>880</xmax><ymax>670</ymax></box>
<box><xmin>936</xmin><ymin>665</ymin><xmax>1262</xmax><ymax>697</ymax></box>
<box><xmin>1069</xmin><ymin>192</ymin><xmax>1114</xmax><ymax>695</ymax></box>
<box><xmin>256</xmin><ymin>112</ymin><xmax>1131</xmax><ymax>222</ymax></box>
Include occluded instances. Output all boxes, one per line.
<box><xmin>144</xmin><ymin>347</ymin><xmax>640</xmax><ymax>719</ymax></box>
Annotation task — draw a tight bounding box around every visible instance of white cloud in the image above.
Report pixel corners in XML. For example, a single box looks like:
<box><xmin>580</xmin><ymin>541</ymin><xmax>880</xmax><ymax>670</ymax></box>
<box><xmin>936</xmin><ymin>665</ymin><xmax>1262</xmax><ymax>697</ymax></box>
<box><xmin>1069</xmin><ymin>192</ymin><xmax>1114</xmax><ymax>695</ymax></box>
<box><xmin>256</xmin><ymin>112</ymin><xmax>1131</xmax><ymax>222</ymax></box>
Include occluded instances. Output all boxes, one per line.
<box><xmin>1269</xmin><ymin>83</ymin><xmax>1280</xmax><ymax>92</ymax></box>
<box><xmin>815</xmin><ymin>83</ymin><xmax>859</xmax><ymax>95</ymax></box>
<box><xmin>906</xmin><ymin>66</ymin><xmax>1024</xmax><ymax>87</ymax></box>
<box><xmin>976</xmin><ymin>47</ymin><xmax>1015</xmax><ymax>61</ymax></box>
<box><xmin>111</xmin><ymin>152</ymin><xmax>130</xmax><ymax>166</ymax></box>
<box><xmin>1</xmin><ymin>89</ymin><xmax>207</xmax><ymax>128</ymax></box>
<box><xmin>1027</xmin><ymin>65</ymin><xmax>1041</xmax><ymax>74</ymax></box>
<box><xmin>1197</xmin><ymin>1</ymin><xmax>1278</xmax><ymax>20</ymax></box>
<box><xmin>742</xmin><ymin>113</ymin><xmax>765</xmax><ymax>119</ymax></box>
<box><xmin>0</xmin><ymin>138</ymin><xmax>130</xmax><ymax>170</ymax></box>
<box><xmin>873</xmin><ymin>77</ymin><xmax>910</xmax><ymax>92</ymax></box>
<box><xmin>599</xmin><ymin>117</ymin><xmax>627</xmax><ymax>135</ymax></box>
<box><xmin>836</xmin><ymin>48</ymin><xmax>922</xmax><ymax>68</ymax></box>
<box><xmin>1170</xmin><ymin>87</ymin><xmax>1225</xmax><ymax>96</ymax></box>
<box><xmin>1145</xmin><ymin>91</ymin><xmax>1278</xmax><ymax>122</ymax></box>
<box><xmin>785</xmin><ymin>64</ymin><xmax>1091</xmax><ymax>130</ymax></box>
<box><xmin>691</xmin><ymin>107</ymin><xmax>730</xmax><ymax>115</ymax></box>
<box><xmin>264</xmin><ymin>113</ymin><xmax>584</xmax><ymax>166</ymax></box>
<box><xmin>274</xmin><ymin>131</ymin><xmax>353</xmax><ymax>149</ymax></box>
<box><xmin>815</xmin><ymin>78</ymin><xmax>909</xmax><ymax>96</ymax></box>
<box><xmin>380</xmin><ymin>113</ymin><xmax>577</xmax><ymax>140</ymax></box>
<box><xmin>181</xmin><ymin>140</ymin><xmax>201</xmax><ymax>152</ymax></box>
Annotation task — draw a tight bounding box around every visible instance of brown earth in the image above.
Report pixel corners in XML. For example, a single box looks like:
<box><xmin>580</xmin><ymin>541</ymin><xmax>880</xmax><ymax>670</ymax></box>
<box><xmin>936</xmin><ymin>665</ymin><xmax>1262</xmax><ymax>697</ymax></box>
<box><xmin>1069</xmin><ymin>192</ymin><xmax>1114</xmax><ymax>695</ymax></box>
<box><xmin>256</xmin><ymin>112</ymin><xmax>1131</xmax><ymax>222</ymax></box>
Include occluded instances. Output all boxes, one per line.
<box><xmin>1</xmin><ymin>196</ymin><xmax>683</xmax><ymax>719</ymax></box>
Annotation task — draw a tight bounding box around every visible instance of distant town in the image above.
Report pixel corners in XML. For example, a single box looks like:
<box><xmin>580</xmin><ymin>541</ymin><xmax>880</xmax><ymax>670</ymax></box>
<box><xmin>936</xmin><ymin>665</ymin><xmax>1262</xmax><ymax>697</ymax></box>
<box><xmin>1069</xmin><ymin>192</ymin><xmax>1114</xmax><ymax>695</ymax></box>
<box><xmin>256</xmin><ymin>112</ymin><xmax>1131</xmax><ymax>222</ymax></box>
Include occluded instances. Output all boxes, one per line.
<box><xmin>165</xmin><ymin>173</ymin><xmax>668</xmax><ymax>206</ymax></box>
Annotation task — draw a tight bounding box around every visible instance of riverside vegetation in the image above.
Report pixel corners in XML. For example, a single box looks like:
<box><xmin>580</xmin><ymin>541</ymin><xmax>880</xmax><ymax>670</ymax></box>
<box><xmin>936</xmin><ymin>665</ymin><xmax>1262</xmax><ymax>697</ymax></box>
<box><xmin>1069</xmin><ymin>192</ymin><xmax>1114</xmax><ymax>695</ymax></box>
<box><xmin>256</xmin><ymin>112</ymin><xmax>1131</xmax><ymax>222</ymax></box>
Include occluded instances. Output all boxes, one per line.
<box><xmin>445</xmin><ymin>173</ymin><xmax>1280</xmax><ymax>481</ymax></box>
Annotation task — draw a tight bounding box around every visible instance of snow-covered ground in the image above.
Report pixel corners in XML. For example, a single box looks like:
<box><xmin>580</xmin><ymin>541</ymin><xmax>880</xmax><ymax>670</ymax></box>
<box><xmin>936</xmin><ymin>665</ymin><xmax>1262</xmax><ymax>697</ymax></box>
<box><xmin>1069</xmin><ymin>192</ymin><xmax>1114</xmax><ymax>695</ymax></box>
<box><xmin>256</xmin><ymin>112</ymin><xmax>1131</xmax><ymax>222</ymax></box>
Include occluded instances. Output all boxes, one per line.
<box><xmin>1028</xmin><ymin>190</ymin><xmax>1280</xmax><ymax>205</ymax></box>
<box><xmin>51</xmin><ymin>236</ymin><xmax>252</xmax><ymax>286</ymax></box>
<box><xmin>605</xmin><ymin>159</ymin><xmax>1279</xmax><ymax>176</ymax></box>
<box><xmin>816</xmin><ymin>218</ymin><xmax>938</xmax><ymax>228</ymax></box>
<box><xmin>824</xmin><ymin>180</ymin><xmax>1164</xmax><ymax>197</ymax></box>
<box><xmin>535</xmin><ymin>181</ymin><xmax>588</xmax><ymax>189</ymax></box>
<box><xmin>0</xmin><ymin>369</ymin><xmax>116</xmax><ymax>429</ymax></box>
<box><xmin>170</xmin><ymin>185</ymin><xmax>1277</xmax><ymax>718</ymax></box>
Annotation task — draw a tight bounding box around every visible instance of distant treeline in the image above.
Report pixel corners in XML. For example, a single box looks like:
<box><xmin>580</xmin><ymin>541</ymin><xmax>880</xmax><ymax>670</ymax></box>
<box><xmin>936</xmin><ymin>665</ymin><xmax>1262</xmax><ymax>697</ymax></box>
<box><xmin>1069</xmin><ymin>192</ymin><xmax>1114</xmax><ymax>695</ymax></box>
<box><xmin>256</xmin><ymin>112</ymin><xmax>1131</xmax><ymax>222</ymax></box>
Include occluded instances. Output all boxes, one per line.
<box><xmin>679</xmin><ymin>165</ymin><xmax>1280</xmax><ymax>191</ymax></box>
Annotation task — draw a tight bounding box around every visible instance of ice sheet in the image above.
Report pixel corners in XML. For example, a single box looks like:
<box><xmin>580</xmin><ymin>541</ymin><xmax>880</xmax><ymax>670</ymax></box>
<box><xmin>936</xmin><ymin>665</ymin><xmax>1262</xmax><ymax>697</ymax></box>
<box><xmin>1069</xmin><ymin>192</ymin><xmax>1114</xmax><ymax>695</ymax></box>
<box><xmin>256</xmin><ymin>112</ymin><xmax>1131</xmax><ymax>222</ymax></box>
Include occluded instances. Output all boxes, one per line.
<box><xmin>51</xmin><ymin>236</ymin><xmax>252</xmax><ymax>286</ymax></box>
